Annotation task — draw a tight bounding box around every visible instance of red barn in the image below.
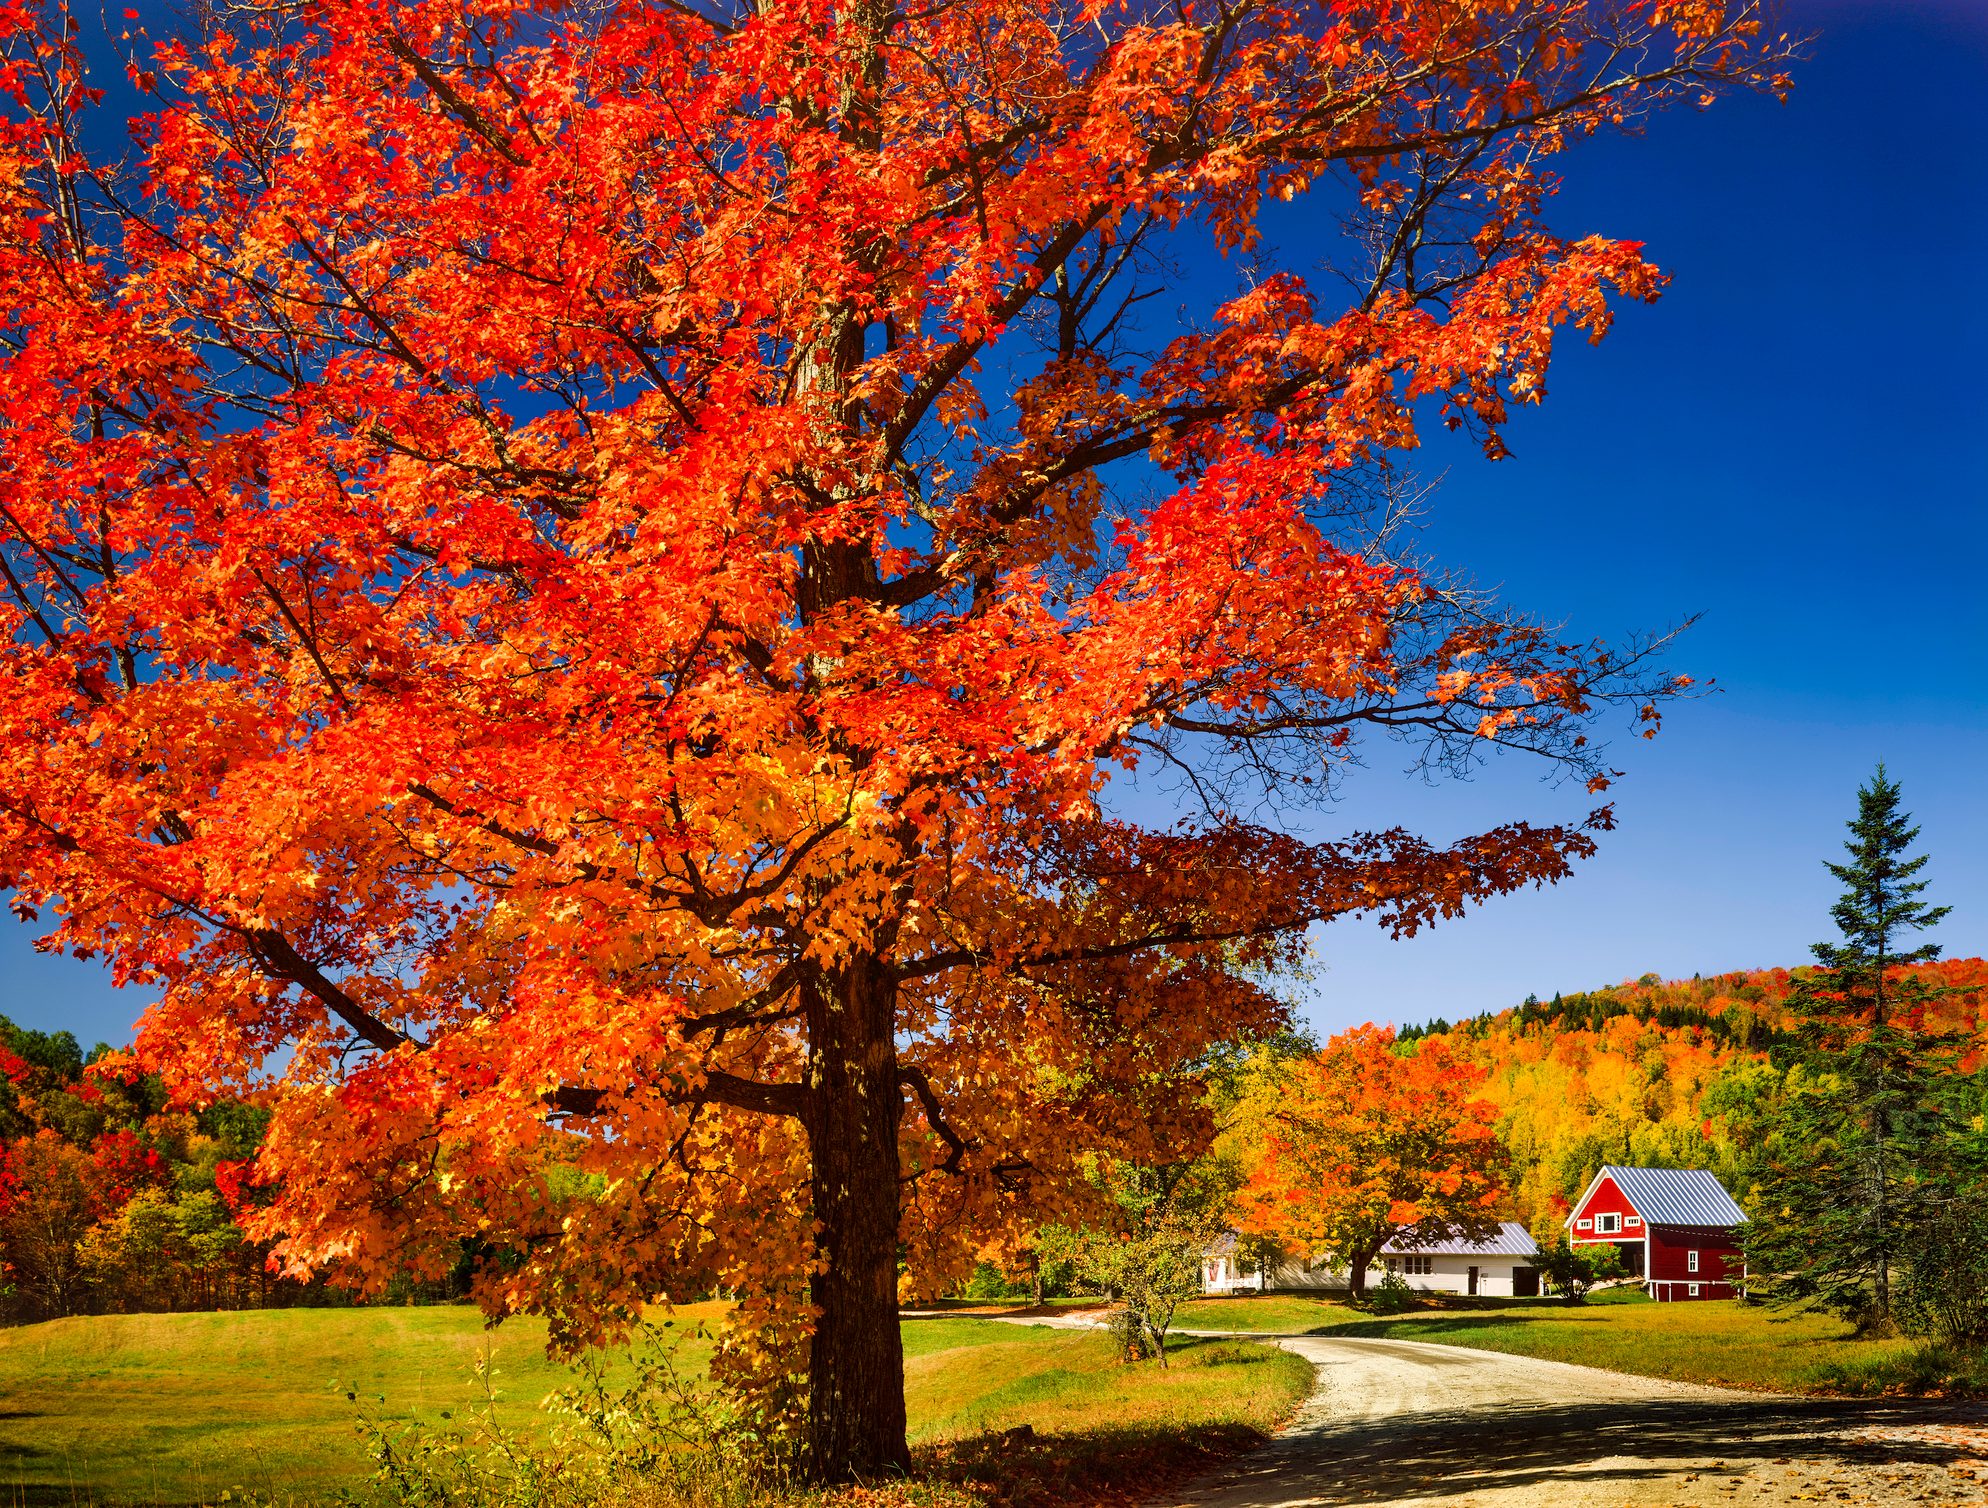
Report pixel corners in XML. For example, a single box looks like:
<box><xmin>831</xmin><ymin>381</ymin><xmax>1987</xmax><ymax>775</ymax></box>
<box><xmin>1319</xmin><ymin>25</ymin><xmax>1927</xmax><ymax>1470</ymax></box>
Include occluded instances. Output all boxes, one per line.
<box><xmin>1565</xmin><ymin>1165</ymin><xmax>1748</xmax><ymax>1302</ymax></box>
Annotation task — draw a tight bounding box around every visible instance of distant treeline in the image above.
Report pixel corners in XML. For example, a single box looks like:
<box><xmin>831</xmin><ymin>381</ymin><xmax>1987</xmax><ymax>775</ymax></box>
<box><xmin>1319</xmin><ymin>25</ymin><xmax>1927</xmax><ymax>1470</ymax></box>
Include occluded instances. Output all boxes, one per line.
<box><xmin>1395</xmin><ymin>968</ymin><xmax>1816</xmax><ymax>1050</ymax></box>
<box><xmin>0</xmin><ymin>1012</ymin><xmax>477</xmax><ymax>1325</ymax></box>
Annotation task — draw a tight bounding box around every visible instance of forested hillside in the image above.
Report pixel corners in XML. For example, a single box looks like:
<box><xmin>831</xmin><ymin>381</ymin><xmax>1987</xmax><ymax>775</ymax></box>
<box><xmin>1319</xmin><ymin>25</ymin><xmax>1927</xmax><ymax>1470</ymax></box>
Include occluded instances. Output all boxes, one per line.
<box><xmin>1399</xmin><ymin>959</ymin><xmax>1988</xmax><ymax>1233</ymax></box>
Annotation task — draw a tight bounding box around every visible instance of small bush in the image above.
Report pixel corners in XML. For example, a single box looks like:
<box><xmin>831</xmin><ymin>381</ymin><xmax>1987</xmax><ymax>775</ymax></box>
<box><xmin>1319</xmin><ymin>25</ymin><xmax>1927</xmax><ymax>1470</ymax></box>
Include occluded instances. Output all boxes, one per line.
<box><xmin>1105</xmin><ymin>1307</ymin><xmax>1154</xmax><ymax>1362</ymax></box>
<box><xmin>1366</xmin><ymin>1271</ymin><xmax>1416</xmax><ymax>1315</ymax></box>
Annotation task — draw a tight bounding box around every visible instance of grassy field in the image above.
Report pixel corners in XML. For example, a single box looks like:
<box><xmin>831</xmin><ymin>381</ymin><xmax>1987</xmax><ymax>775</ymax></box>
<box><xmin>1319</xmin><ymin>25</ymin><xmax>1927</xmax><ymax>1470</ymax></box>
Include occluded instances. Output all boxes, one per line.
<box><xmin>0</xmin><ymin>1306</ymin><xmax>1311</xmax><ymax>1506</ymax></box>
<box><xmin>1170</xmin><ymin>1293</ymin><xmax>1361</xmax><ymax>1333</ymax></box>
<box><xmin>0</xmin><ymin>1304</ymin><xmax>651</xmax><ymax>1504</ymax></box>
<box><xmin>1304</xmin><ymin>1287</ymin><xmax>1927</xmax><ymax>1393</ymax></box>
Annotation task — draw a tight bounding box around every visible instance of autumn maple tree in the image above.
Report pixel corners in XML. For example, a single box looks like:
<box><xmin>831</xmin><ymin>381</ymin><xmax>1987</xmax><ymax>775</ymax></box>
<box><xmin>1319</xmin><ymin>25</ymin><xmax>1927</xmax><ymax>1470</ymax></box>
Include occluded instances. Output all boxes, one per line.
<box><xmin>1235</xmin><ymin>1024</ymin><xmax>1507</xmax><ymax>1296</ymax></box>
<box><xmin>0</xmin><ymin>0</ymin><xmax>1793</xmax><ymax>1479</ymax></box>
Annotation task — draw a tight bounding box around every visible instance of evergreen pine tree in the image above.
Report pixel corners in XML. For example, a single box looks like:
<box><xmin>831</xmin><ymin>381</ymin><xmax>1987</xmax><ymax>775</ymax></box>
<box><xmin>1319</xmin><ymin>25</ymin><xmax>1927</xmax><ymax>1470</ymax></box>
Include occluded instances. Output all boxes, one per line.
<box><xmin>1745</xmin><ymin>766</ymin><xmax>1959</xmax><ymax>1330</ymax></box>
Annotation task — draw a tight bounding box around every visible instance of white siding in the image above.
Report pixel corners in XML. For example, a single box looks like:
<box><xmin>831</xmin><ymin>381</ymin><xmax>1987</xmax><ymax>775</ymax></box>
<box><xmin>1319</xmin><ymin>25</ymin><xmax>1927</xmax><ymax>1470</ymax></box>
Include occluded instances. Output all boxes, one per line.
<box><xmin>1245</xmin><ymin>1255</ymin><xmax>1536</xmax><ymax>1295</ymax></box>
<box><xmin>1264</xmin><ymin>1258</ymin><xmax>1345</xmax><ymax>1290</ymax></box>
<box><xmin>1404</xmin><ymin>1255</ymin><xmax>1524</xmax><ymax>1296</ymax></box>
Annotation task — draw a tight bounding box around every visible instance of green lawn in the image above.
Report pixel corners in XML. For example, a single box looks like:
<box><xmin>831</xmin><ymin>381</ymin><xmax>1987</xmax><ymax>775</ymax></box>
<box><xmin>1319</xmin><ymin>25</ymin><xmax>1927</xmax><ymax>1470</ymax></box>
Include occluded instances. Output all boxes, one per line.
<box><xmin>1307</xmin><ymin>1286</ymin><xmax>1925</xmax><ymax>1393</ymax></box>
<box><xmin>0</xmin><ymin>1304</ymin><xmax>654</xmax><ymax>1504</ymax></box>
<box><xmin>901</xmin><ymin>1317</ymin><xmax>1308</xmax><ymax>1443</ymax></box>
<box><xmin>0</xmin><ymin>1306</ymin><xmax>1311</xmax><ymax>1506</ymax></box>
<box><xmin>1171</xmin><ymin>1292</ymin><xmax>1363</xmax><ymax>1333</ymax></box>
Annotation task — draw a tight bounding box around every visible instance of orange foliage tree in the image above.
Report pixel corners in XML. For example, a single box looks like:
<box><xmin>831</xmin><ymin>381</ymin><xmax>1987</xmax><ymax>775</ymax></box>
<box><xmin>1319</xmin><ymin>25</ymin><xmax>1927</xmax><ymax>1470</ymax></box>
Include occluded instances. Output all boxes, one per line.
<box><xmin>1236</xmin><ymin>1026</ymin><xmax>1507</xmax><ymax>1296</ymax></box>
<box><xmin>0</xmin><ymin>0</ymin><xmax>1793</xmax><ymax>1477</ymax></box>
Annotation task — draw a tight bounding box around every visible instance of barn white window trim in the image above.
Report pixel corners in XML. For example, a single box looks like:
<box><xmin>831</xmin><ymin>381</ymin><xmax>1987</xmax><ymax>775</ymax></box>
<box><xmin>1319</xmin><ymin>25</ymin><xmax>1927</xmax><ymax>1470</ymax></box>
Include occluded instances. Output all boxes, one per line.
<box><xmin>1598</xmin><ymin>1213</ymin><xmax>1621</xmax><ymax>1234</ymax></box>
<box><xmin>1576</xmin><ymin>1217</ymin><xmax>1593</xmax><ymax>1230</ymax></box>
<box><xmin>1625</xmin><ymin>1216</ymin><xmax>1642</xmax><ymax>1228</ymax></box>
<box><xmin>1689</xmin><ymin>1282</ymin><xmax>1701</xmax><ymax>1297</ymax></box>
<box><xmin>1688</xmin><ymin>1250</ymin><xmax>1700</xmax><ymax>1273</ymax></box>
<box><xmin>1387</xmin><ymin>1254</ymin><xmax>1434</xmax><ymax>1276</ymax></box>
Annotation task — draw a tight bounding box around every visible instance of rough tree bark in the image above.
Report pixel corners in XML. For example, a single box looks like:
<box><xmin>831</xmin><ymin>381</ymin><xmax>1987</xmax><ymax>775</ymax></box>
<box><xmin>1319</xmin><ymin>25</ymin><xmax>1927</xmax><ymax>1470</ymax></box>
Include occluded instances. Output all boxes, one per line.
<box><xmin>801</xmin><ymin>953</ymin><xmax>911</xmax><ymax>1479</ymax></box>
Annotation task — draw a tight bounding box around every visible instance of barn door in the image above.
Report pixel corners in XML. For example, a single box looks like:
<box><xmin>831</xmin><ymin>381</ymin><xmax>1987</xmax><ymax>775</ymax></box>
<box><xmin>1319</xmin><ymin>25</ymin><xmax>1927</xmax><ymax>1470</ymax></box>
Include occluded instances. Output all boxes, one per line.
<box><xmin>1468</xmin><ymin>1266</ymin><xmax>1479</xmax><ymax>1296</ymax></box>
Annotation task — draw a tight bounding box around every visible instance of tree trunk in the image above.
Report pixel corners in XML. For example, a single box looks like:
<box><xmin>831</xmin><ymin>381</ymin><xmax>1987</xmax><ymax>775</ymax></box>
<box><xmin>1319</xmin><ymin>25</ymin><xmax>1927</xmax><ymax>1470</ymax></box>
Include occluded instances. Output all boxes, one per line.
<box><xmin>1348</xmin><ymin>1238</ymin><xmax>1386</xmax><ymax>1300</ymax></box>
<box><xmin>803</xmin><ymin>953</ymin><xmax>910</xmax><ymax>1482</ymax></box>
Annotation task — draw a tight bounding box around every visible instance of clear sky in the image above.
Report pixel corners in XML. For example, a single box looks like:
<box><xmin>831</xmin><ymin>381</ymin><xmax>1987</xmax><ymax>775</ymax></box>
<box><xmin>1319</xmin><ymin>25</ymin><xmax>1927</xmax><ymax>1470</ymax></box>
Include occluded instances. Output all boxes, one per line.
<box><xmin>2</xmin><ymin>0</ymin><xmax>1983</xmax><ymax>1050</ymax></box>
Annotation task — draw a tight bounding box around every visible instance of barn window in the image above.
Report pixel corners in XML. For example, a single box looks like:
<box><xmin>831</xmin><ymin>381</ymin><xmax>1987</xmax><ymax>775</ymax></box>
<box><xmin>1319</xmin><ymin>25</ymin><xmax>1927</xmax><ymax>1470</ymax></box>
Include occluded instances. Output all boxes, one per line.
<box><xmin>1688</xmin><ymin>1250</ymin><xmax>1700</xmax><ymax>1273</ymax></box>
<box><xmin>1625</xmin><ymin>1216</ymin><xmax>1642</xmax><ymax>1228</ymax></box>
<box><xmin>1387</xmin><ymin>1254</ymin><xmax>1433</xmax><ymax>1276</ymax></box>
<box><xmin>1689</xmin><ymin>1283</ymin><xmax>1701</xmax><ymax>1297</ymax></box>
<box><xmin>1598</xmin><ymin>1213</ymin><xmax>1620</xmax><ymax>1234</ymax></box>
<box><xmin>1576</xmin><ymin>1218</ymin><xmax>1592</xmax><ymax>1230</ymax></box>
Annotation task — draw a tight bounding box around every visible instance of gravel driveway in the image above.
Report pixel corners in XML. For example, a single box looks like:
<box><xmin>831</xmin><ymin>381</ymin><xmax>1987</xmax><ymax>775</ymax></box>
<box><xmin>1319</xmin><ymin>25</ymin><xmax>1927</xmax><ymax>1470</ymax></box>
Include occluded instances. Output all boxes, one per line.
<box><xmin>1161</xmin><ymin>1333</ymin><xmax>1988</xmax><ymax>1508</ymax></box>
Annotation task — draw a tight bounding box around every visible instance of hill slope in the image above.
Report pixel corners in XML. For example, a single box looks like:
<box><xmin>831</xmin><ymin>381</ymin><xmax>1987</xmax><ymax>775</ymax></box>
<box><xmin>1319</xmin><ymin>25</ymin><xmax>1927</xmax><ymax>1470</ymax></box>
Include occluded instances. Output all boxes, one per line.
<box><xmin>1400</xmin><ymin>958</ymin><xmax>1988</xmax><ymax>1231</ymax></box>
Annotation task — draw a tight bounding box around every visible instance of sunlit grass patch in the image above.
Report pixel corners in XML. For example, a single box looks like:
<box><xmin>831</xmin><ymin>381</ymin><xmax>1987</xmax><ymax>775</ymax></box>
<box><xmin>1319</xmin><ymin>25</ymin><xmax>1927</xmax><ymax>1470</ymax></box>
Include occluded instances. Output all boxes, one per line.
<box><xmin>1309</xmin><ymin>1287</ymin><xmax>1933</xmax><ymax>1394</ymax></box>
<box><xmin>1170</xmin><ymin>1292</ymin><xmax>1364</xmax><ymax>1333</ymax></box>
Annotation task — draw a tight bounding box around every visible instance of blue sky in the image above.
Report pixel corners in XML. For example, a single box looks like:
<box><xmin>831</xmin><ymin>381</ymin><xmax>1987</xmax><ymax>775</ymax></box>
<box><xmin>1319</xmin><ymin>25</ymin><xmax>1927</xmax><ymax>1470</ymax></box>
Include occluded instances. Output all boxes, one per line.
<box><xmin>2</xmin><ymin>0</ymin><xmax>1983</xmax><ymax>1049</ymax></box>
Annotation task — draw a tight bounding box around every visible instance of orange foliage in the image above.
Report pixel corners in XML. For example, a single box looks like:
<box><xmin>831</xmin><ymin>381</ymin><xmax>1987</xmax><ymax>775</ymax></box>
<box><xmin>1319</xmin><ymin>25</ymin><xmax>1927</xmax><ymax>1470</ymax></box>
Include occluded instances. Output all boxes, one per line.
<box><xmin>1236</xmin><ymin>1026</ymin><xmax>1505</xmax><ymax>1294</ymax></box>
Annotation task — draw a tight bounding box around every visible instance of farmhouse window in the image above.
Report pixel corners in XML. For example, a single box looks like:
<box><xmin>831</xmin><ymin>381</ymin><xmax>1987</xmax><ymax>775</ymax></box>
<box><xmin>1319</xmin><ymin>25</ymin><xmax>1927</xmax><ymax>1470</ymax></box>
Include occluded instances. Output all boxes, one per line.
<box><xmin>1387</xmin><ymin>1254</ymin><xmax>1434</xmax><ymax>1276</ymax></box>
<box><xmin>1598</xmin><ymin>1213</ymin><xmax>1621</xmax><ymax>1234</ymax></box>
<box><xmin>1688</xmin><ymin>1250</ymin><xmax>1699</xmax><ymax>1273</ymax></box>
<box><xmin>1576</xmin><ymin>1218</ymin><xmax>1592</xmax><ymax>1230</ymax></box>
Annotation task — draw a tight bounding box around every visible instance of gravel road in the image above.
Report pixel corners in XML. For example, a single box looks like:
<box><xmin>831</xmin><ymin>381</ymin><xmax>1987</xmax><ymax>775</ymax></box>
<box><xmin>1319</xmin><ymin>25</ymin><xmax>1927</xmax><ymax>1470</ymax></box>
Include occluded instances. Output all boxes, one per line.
<box><xmin>1161</xmin><ymin>1334</ymin><xmax>1988</xmax><ymax>1508</ymax></box>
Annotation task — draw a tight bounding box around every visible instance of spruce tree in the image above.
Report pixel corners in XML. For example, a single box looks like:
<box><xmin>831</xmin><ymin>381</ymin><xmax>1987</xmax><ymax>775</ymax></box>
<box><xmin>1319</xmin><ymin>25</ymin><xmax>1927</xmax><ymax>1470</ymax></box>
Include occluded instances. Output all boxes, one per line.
<box><xmin>1746</xmin><ymin>767</ymin><xmax>1958</xmax><ymax>1330</ymax></box>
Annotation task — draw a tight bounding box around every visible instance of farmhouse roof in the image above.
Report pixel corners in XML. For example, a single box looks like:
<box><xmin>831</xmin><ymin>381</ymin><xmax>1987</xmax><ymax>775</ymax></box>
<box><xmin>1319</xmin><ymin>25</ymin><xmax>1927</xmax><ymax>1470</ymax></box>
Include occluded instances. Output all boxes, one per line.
<box><xmin>1573</xmin><ymin>1165</ymin><xmax>1748</xmax><ymax>1227</ymax></box>
<box><xmin>1382</xmin><ymin>1221</ymin><xmax>1538</xmax><ymax>1258</ymax></box>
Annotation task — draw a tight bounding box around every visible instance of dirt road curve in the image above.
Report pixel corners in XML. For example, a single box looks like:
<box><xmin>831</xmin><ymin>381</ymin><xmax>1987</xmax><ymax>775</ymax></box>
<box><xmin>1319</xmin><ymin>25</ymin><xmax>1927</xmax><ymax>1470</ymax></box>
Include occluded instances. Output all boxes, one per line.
<box><xmin>1164</xmin><ymin>1335</ymin><xmax>1988</xmax><ymax>1508</ymax></box>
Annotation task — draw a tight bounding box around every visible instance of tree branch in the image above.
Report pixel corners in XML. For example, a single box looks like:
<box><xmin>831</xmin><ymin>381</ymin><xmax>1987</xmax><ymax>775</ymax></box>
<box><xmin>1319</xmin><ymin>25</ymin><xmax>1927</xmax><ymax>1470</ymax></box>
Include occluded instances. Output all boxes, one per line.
<box><xmin>899</xmin><ymin>1064</ymin><xmax>968</xmax><ymax>1176</ymax></box>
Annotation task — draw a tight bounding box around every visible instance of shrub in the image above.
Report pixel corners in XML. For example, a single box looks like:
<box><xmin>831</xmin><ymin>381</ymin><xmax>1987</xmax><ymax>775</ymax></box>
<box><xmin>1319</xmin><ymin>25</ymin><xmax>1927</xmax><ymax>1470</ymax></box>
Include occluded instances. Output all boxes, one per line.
<box><xmin>1106</xmin><ymin>1306</ymin><xmax>1155</xmax><ymax>1362</ymax></box>
<box><xmin>1366</xmin><ymin>1270</ymin><xmax>1416</xmax><ymax>1315</ymax></box>
<box><xmin>1899</xmin><ymin>1196</ymin><xmax>1988</xmax><ymax>1344</ymax></box>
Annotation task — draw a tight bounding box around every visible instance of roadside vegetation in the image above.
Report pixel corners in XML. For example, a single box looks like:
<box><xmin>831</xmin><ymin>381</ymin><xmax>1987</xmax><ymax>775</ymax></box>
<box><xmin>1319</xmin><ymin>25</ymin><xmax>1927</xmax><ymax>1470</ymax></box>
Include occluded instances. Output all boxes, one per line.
<box><xmin>1305</xmin><ymin>1288</ymin><xmax>1979</xmax><ymax>1396</ymax></box>
<box><xmin>0</xmin><ymin>1306</ymin><xmax>1310</xmax><ymax>1507</ymax></box>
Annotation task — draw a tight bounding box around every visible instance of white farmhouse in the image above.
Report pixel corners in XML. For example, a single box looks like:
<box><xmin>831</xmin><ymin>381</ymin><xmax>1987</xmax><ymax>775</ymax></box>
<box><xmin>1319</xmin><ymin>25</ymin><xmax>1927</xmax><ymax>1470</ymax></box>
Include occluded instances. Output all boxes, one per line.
<box><xmin>1378</xmin><ymin>1222</ymin><xmax>1541</xmax><ymax>1297</ymax></box>
<box><xmin>1201</xmin><ymin>1221</ymin><xmax>1542</xmax><ymax>1298</ymax></box>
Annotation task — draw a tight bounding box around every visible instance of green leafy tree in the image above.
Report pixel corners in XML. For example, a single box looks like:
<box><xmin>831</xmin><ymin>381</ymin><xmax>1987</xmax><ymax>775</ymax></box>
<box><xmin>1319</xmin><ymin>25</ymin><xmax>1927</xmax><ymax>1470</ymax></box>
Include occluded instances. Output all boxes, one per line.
<box><xmin>1535</xmin><ymin>1237</ymin><xmax>1623</xmax><ymax>1304</ymax></box>
<box><xmin>1744</xmin><ymin>767</ymin><xmax>1961</xmax><ymax>1331</ymax></box>
<box><xmin>1054</xmin><ymin>1159</ymin><xmax>1235</xmax><ymax>1366</ymax></box>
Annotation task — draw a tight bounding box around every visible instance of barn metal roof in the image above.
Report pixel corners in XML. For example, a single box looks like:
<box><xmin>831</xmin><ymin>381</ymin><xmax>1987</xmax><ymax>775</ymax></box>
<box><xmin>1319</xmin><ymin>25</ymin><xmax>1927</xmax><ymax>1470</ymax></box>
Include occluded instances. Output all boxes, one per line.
<box><xmin>1383</xmin><ymin>1221</ymin><xmax>1539</xmax><ymax>1257</ymax></box>
<box><xmin>1579</xmin><ymin>1165</ymin><xmax>1748</xmax><ymax>1227</ymax></box>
